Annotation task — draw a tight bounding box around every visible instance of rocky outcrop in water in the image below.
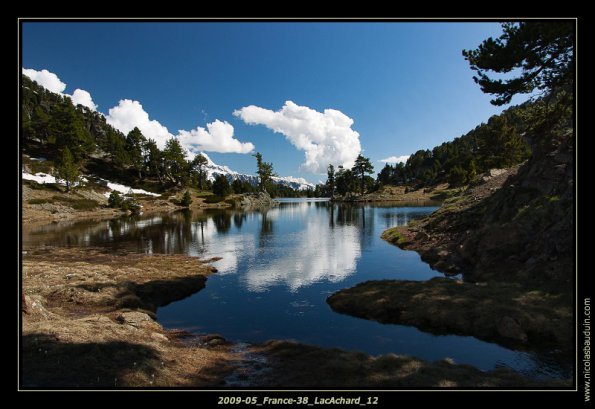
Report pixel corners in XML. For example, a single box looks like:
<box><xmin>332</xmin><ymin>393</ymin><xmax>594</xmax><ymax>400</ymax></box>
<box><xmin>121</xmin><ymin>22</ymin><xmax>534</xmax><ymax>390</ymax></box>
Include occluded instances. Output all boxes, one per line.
<box><xmin>238</xmin><ymin>192</ymin><xmax>278</xmax><ymax>209</ymax></box>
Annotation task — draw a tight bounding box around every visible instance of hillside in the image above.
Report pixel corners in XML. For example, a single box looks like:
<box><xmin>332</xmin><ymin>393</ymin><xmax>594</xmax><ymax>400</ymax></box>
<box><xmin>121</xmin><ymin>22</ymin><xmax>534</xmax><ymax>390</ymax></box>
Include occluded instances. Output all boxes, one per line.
<box><xmin>383</xmin><ymin>122</ymin><xmax>573</xmax><ymax>286</ymax></box>
<box><xmin>21</xmin><ymin>74</ymin><xmax>313</xmax><ymax>196</ymax></box>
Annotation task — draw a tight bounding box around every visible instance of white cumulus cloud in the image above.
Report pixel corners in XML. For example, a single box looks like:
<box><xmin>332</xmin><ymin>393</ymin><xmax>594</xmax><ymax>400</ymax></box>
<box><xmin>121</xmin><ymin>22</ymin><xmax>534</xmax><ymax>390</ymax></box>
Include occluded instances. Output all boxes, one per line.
<box><xmin>234</xmin><ymin>101</ymin><xmax>361</xmax><ymax>173</ymax></box>
<box><xmin>106</xmin><ymin>99</ymin><xmax>173</xmax><ymax>149</ymax></box>
<box><xmin>70</xmin><ymin>89</ymin><xmax>97</xmax><ymax>110</ymax></box>
<box><xmin>22</xmin><ymin>68</ymin><xmax>254</xmax><ymax>155</ymax></box>
<box><xmin>380</xmin><ymin>155</ymin><xmax>410</xmax><ymax>164</ymax></box>
<box><xmin>22</xmin><ymin>68</ymin><xmax>97</xmax><ymax>111</ymax></box>
<box><xmin>177</xmin><ymin>120</ymin><xmax>254</xmax><ymax>154</ymax></box>
<box><xmin>22</xmin><ymin>68</ymin><xmax>66</xmax><ymax>93</ymax></box>
<box><xmin>106</xmin><ymin>99</ymin><xmax>254</xmax><ymax>155</ymax></box>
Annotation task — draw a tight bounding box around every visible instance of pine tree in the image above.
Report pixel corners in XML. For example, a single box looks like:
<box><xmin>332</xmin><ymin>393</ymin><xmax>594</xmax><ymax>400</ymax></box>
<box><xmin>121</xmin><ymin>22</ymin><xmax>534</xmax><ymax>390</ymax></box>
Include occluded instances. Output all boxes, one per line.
<box><xmin>191</xmin><ymin>154</ymin><xmax>209</xmax><ymax>190</ymax></box>
<box><xmin>463</xmin><ymin>22</ymin><xmax>574</xmax><ymax>107</ymax></box>
<box><xmin>50</xmin><ymin>100</ymin><xmax>93</xmax><ymax>162</ymax></box>
<box><xmin>106</xmin><ymin>129</ymin><xmax>127</xmax><ymax>167</ymax></box>
<box><xmin>448</xmin><ymin>165</ymin><xmax>467</xmax><ymax>187</ymax></box>
<box><xmin>125</xmin><ymin>127</ymin><xmax>146</xmax><ymax>179</ymax></box>
<box><xmin>163</xmin><ymin>138</ymin><xmax>189</xmax><ymax>186</ymax></box>
<box><xmin>254</xmin><ymin>152</ymin><xmax>275</xmax><ymax>193</ymax></box>
<box><xmin>351</xmin><ymin>154</ymin><xmax>374</xmax><ymax>195</ymax></box>
<box><xmin>54</xmin><ymin>147</ymin><xmax>80</xmax><ymax>193</ymax></box>
<box><xmin>326</xmin><ymin>164</ymin><xmax>336</xmax><ymax>197</ymax></box>
<box><xmin>31</xmin><ymin>106</ymin><xmax>51</xmax><ymax>143</ymax></box>
<box><xmin>181</xmin><ymin>190</ymin><xmax>193</xmax><ymax>207</ymax></box>
<box><xmin>142</xmin><ymin>139</ymin><xmax>163</xmax><ymax>182</ymax></box>
<box><xmin>212</xmin><ymin>174</ymin><xmax>231</xmax><ymax>197</ymax></box>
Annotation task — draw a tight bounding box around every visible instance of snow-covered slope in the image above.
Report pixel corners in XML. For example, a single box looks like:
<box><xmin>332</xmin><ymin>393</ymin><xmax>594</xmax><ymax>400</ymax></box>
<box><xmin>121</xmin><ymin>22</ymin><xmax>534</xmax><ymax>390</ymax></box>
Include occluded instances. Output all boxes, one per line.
<box><xmin>201</xmin><ymin>153</ymin><xmax>314</xmax><ymax>191</ymax></box>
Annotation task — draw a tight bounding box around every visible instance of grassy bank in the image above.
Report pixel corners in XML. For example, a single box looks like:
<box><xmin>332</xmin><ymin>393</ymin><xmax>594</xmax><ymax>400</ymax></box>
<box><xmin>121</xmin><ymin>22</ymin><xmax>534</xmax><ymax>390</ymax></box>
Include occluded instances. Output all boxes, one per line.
<box><xmin>21</xmin><ymin>247</ymin><xmax>235</xmax><ymax>387</ymax></box>
<box><xmin>333</xmin><ymin>183</ymin><xmax>451</xmax><ymax>203</ymax></box>
<box><xmin>327</xmin><ymin>278</ymin><xmax>572</xmax><ymax>351</ymax></box>
<box><xmin>247</xmin><ymin>340</ymin><xmax>566</xmax><ymax>387</ymax></box>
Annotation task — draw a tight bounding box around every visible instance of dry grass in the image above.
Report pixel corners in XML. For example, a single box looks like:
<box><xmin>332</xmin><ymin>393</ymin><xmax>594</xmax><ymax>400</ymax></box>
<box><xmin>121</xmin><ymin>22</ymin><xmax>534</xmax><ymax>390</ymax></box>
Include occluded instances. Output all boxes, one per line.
<box><xmin>327</xmin><ymin>278</ymin><xmax>572</xmax><ymax>351</ymax></box>
<box><xmin>357</xmin><ymin>183</ymin><xmax>450</xmax><ymax>203</ymax></box>
<box><xmin>22</xmin><ymin>247</ymin><xmax>237</xmax><ymax>388</ymax></box>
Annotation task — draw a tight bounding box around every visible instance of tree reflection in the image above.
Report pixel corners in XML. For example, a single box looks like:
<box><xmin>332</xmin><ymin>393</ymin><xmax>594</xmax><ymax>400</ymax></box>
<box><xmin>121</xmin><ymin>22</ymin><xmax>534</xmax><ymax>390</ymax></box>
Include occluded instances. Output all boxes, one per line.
<box><xmin>212</xmin><ymin>211</ymin><xmax>232</xmax><ymax>234</ymax></box>
<box><xmin>260</xmin><ymin>210</ymin><xmax>274</xmax><ymax>237</ymax></box>
<box><xmin>233</xmin><ymin>213</ymin><xmax>246</xmax><ymax>229</ymax></box>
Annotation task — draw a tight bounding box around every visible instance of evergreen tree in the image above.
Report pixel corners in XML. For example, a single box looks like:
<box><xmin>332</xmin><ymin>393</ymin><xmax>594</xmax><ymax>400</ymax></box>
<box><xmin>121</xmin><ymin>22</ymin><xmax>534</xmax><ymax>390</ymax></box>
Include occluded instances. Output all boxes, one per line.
<box><xmin>143</xmin><ymin>139</ymin><xmax>163</xmax><ymax>182</ymax></box>
<box><xmin>125</xmin><ymin>127</ymin><xmax>147</xmax><ymax>179</ymax></box>
<box><xmin>212</xmin><ymin>174</ymin><xmax>231</xmax><ymax>196</ymax></box>
<box><xmin>335</xmin><ymin>166</ymin><xmax>355</xmax><ymax>195</ymax></box>
<box><xmin>448</xmin><ymin>165</ymin><xmax>467</xmax><ymax>187</ymax></box>
<box><xmin>254</xmin><ymin>152</ymin><xmax>276</xmax><ymax>193</ymax></box>
<box><xmin>50</xmin><ymin>100</ymin><xmax>93</xmax><ymax>162</ymax></box>
<box><xmin>181</xmin><ymin>190</ymin><xmax>193</xmax><ymax>207</ymax></box>
<box><xmin>463</xmin><ymin>22</ymin><xmax>574</xmax><ymax>108</ymax></box>
<box><xmin>467</xmin><ymin>159</ymin><xmax>478</xmax><ymax>183</ymax></box>
<box><xmin>191</xmin><ymin>154</ymin><xmax>209</xmax><ymax>190</ymax></box>
<box><xmin>108</xmin><ymin>191</ymin><xmax>123</xmax><ymax>208</ymax></box>
<box><xmin>326</xmin><ymin>164</ymin><xmax>336</xmax><ymax>197</ymax></box>
<box><xmin>162</xmin><ymin>138</ymin><xmax>188</xmax><ymax>186</ymax></box>
<box><xmin>54</xmin><ymin>147</ymin><xmax>80</xmax><ymax>193</ymax></box>
<box><xmin>351</xmin><ymin>154</ymin><xmax>374</xmax><ymax>195</ymax></box>
<box><xmin>478</xmin><ymin>115</ymin><xmax>530</xmax><ymax>168</ymax></box>
<box><xmin>31</xmin><ymin>106</ymin><xmax>51</xmax><ymax>143</ymax></box>
<box><xmin>232</xmin><ymin>179</ymin><xmax>254</xmax><ymax>194</ymax></box>
<box><xmin>106</xmin><ymin>129</ymin><xmax>127</xmax><ymax>167</ymax></box>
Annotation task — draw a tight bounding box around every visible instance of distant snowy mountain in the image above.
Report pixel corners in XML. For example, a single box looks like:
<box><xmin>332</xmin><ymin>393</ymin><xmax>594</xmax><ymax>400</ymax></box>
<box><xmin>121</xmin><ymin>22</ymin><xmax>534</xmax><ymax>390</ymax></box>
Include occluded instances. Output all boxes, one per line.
<box><xmin>201</xmin><ymin>153</ymin><xmax>314</xmax><ymax>191</ymax></box>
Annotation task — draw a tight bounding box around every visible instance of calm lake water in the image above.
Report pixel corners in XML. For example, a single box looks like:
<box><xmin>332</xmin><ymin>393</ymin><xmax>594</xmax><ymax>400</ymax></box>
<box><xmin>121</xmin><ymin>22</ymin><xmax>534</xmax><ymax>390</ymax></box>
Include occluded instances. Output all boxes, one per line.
<box><xmin>23</xmin><ymin>198</ymin><xmax>571</xmax><ymax>380</ymax></box>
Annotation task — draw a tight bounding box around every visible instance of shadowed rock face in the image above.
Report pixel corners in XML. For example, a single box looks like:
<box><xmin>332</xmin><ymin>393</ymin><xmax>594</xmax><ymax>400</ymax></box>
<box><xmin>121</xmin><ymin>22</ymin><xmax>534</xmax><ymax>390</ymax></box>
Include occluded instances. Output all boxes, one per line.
<box><xmin>383</xmin><ymin>127</ymin><xmax>573</xmax><ymax>286</ymax></box>
<box><xmin>327</xmin><ymin>278</ymin><xmax>572</xmax><ymax>352</ymax></box>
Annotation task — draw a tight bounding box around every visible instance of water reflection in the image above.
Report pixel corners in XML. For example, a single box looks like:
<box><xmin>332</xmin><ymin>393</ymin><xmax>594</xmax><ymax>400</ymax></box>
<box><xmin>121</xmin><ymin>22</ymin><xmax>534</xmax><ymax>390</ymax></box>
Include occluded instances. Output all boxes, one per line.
<box><xmin>243</xmin><ymin>212</ymin><xmax>361</xmax><ymax>292</ymax></box>
<box><xmin>22</xmin><ymin>199</ymin><xmax>572</xmax><ymax>379</ymax></box>
<box><xmin>23</xmin><ymin>201</ymin><xmax>426</xmax><ymax>292</ymax></box>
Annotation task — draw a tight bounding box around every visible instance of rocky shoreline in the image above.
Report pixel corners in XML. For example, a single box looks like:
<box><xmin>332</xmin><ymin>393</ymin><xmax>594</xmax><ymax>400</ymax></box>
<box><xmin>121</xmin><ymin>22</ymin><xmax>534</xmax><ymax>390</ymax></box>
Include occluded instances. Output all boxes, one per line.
<box><xmin>22</xmin><ymin>180</ymin><xmax>278</xmax><ymax>224</ymax></box>
<box><xmin>326</xmin><ymin>130</ymin><xmax>574</xmax><ymax>379</ymax></box>
<box><xmin>21</xmin><ymin>246</ymin><xmax>564</xmax><ymax>388</ymax></box>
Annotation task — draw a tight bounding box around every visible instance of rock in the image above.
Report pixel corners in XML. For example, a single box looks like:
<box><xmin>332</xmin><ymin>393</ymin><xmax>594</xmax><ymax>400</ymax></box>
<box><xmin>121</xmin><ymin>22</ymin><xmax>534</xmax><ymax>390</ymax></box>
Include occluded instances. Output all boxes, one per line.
<box><xmin>239</xmin><ymin>192</ymin><xmax>278</xmax><ymax>208</ymax></box>
<box><xmin>23</xmin><ymin>294</ymin><xmax>51</xmax><ymax>319</ymax></box>
<box><xmin>497</xmin><ymin>316</ymin><xmax>527</xmax><ymax>342</ymax></box>
<box><xmin>116</xmin><ymin>311</ymin><xmax>161</xmax><ymax>331</ymax></box>
<box><xmin>150</xmin><ymin>332</ymin><xmax>169</xmax><ymax>342</ymax></box>
<box><xmin>199</xmin><ymin>333</ymin><xmax>229</xmax><ymax>347</ymax></box>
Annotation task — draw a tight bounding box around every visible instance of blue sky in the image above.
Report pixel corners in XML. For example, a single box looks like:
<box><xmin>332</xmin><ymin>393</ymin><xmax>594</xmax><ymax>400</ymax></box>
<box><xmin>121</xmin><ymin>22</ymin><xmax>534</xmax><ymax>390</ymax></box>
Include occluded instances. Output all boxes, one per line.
<box><xmin>22</xmin><ymin>22</ymin><xmax>528</xmax><ymax>184</ymax></box>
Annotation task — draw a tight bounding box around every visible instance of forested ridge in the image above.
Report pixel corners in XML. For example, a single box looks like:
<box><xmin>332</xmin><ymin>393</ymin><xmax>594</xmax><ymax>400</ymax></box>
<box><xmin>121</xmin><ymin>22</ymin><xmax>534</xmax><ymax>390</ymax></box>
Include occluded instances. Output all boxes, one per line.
<box><xmin>376</xmin><ymin>102</ymin><xmax>533</xmax><ymax>188</ymax></box>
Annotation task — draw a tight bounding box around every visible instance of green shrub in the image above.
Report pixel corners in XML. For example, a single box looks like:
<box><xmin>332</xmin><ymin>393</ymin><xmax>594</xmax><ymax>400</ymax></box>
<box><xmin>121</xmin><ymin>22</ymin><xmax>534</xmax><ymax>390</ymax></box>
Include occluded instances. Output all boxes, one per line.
<box><xmin>108</xmin><ymin>191</ymin><xmax>141</xmax><ymax>213</ymax></box>
<box><xmin>108</xmin><ymin>191</ymin><xmax>123</xmax><ymax>208</ymax></box>
<box><xmin>181</xmin><ymin>190</ymin><xmax>193</xmax><ymax>207</ymax></box>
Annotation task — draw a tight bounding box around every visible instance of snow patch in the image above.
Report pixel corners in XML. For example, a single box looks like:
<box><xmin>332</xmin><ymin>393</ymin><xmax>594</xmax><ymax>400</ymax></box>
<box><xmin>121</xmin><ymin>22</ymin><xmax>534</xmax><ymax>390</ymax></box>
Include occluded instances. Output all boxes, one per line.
<box><xmin>22</xmin><ymin>172</ymin><xmax>159</xmax><ymax>197</ymax></box>
<box><xmin>22</xmin><ymin>172</ymin><xmax>56</xmax><ymax>184</ymax></box>
<box><xmin>99</xmin><ymin>179</ymin><xmax>160</xmax><ymax>198</ymax></box>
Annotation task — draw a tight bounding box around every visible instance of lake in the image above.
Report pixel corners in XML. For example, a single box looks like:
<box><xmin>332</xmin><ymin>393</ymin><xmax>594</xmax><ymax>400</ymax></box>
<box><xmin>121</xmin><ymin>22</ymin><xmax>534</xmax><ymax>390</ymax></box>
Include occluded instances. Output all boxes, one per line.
<box><xmin>22</xmin><ymin>198</ymin><xmax>571</xmax><ymax>380</ymax></box>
